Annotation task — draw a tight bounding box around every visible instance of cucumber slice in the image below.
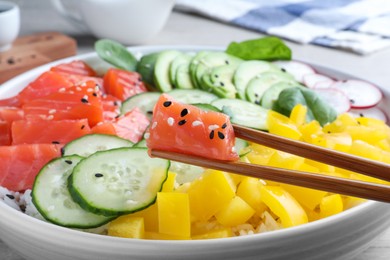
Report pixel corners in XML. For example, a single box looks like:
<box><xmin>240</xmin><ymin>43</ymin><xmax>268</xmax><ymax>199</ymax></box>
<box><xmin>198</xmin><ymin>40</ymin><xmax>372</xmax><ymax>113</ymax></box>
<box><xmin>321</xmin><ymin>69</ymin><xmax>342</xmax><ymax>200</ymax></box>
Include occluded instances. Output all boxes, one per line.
<box><xmin>195</xmin><ymin>52</ymin><xmax>242</xmax><ymax>90</ymax></box>
<box><xmin>153</xmin><ymin>50</ymin><xmax>182</xmax><ymax>92</ymax></box>
<box><xmin>235</xmin><ymin>138</ymin><xmax>249</xmax><ymax>156</ymax></box>
<box><xmin>121</xmin><ymin>92</ymin><xmax>161</xmax><ymax>119</ymax></box>
<box><xmin>211</xmin><ymin>98</ymin><xmax>269</xmax><ymax>130</ymax></box>
<box><xmin>246</xmin><ymin>71</ymin><xmax>296</xmax><ymax>105</ymax></box>
<box><xmin>193</xmin><ymin>103</ymin><xmax>221</xmax><ymax>112</ymax></box>
<box><xmin>260</xmin><ymin>81</ymin><xmax>299</xmax><ymax>109</ymax></box>
<box><xmin>207</xmin><ymin>65</ymin><xmax>238</xmax><ymax>98</ymax></box>
<box><xmin>136</xmin><ymin>52</ymin><xmax>160</xmax><ymax>88</ymax></box>
<box><xmin>62</xmin><ymin>134</ymin><xmax>133</xmax><ymax>157</ymax></box>
<box><xmin>167</xmin><ymin>89</ymin><xmax>218</xmax><ymax>104</ymax></box>
<box><xmin>32</xmin><ymin>156</ymin><xmax>115</xmax><ymax>228</ymax></box>
<box><xmin>133</xmin><ymin>139</ymin><xmax>147</xmax><ymax>148</ymax></box>
<box><xmin>68</xmin><ymin>147</ymin><xmax>169</xmax><ymax>216</ymax></box>
<box><xmin>233</xmin><ymin>60</ymin><xmax>280</xmax><ymax>99</ymax></box>
<box><xmin>169</xmin><ymin>53</ymin><xmax>194</xmax><ymax>89</ymax></box>
<box><xmin>169</xmin><ymin>162</ymin><xmax>204</xmax><ymax>184</ymax></box>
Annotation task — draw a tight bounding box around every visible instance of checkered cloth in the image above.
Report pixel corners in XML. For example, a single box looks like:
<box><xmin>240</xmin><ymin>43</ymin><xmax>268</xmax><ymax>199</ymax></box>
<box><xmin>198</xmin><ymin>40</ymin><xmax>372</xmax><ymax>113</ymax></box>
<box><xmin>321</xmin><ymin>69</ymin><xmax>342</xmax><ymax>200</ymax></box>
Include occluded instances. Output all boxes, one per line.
<box><xmin>175</xmin><ymin>0</ymin><xmax>390</xmax><ymax>55</ymax></box>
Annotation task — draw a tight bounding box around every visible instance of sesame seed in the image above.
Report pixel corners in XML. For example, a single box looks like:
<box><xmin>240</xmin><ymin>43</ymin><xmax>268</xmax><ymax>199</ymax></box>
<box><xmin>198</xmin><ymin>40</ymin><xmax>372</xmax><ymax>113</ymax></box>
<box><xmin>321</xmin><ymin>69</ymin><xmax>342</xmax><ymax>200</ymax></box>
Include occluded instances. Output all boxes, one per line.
<box><xmin>76</xmin><ymin>87</ymin><xmax>82</xmax><ymax>91</ymax></box>
<box><xmin>209</xmin><ymin>130</ymin><xmax>215</xmax><ymax>139</ymax></box>
<box><xmin>80</xmin><ymin>82</ymin><xmax>87</xmax><ymax>87</ymax></box>
<box><xmin>48</xmin><ymin>109</ymin><xmax>56</xmax><ymax>114</ymax></box>
<box><xmin>151</xmin><ymin>122</ymin><xmax>157</xmax><ymax>129</ymax></box>
<box><xmin>87</xmin><ymin>88</ymin><xmax>94</xmax><ymax>92</ymax></box>
<box><xmin>92</xmin><ymin>93</ymin><xmax>98</xmax><ymax>97</ymax></box>
<box><xmin>181</xmin><ymin>108</ymin><xmax>189</xmax><ymax>117</ymax></box>
<box><xmin>163</xmin><ymin>101</ymin><xmax>172</xmax><ymax>107</ymax></box>
<box><xmin>217</xmin><ymin>131</ymin><xmax>225</xmax><ymax>139</ymax></box>
<box><xmin>58</xmin><ymin>88</ymin><xmax>66</xmax><ymax>93</ymax></box>
<box><xmin>167</xmin><ymin>117</ymin><xmax>174</xmax><ymax>126</ymax></box>
<box><xmin>47</xmin><ymin>115</ymin><xmax>54</xmax><ymax>120</ymax></box>
<box><xmin>95</xmin><ymin>173</ymin><xmax>104</xmax><ymax>178</ymax></box>
<box><xmin>81</xmin><ymin>125</ymin><xmax>85</xmax><ymax>130</ymax></box>
<box><xmin>178</xmin><ymin>119</ymin><xmax>187</xmax><ymax>126</ymax></box>
<box><xmin>220</xmin><ymin>82</ymin><xmax>225</xmax><ymax>87</ymax></box>
<box><xmin>52</xmin><ymin>141</ymin><xmax>60</xmax><ymax>144</ymax></box>
<box><xmin>64</xmin><ymin>160</ymin><xmax>73</xmax><ymax>165</ymax></box>
<box><xmin>6</xmin><ymin>194</ymin><xmax>15</xmax><ymax>199</ymax></box>
<box><xmin>192</xmin><ymin>120</ymin><xmax>203</xmax><ymax>127</ymax></box>
<box><xmin>221</xmin><ymin>123</ymin><xmax>227</xmax><ymax>129</ymax></box>
<box><xmin>208</xmin><ymin>124</ymin><xmax>219</xmax><ymax>131</ymax></box>
<box><xmin>81</xmin><ymin>95</ymin><xmax>89</xmax><ymax>103</ymax></box>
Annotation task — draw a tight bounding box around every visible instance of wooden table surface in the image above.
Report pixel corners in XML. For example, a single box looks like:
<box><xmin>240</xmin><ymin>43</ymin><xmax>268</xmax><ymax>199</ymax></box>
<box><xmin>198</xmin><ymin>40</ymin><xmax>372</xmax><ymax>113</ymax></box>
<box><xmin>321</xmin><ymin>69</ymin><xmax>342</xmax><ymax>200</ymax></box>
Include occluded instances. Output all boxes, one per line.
<box><xmin>1</xmin><ymin>0</ymin><xmax>390</xmax><ymax>259</ymax></box>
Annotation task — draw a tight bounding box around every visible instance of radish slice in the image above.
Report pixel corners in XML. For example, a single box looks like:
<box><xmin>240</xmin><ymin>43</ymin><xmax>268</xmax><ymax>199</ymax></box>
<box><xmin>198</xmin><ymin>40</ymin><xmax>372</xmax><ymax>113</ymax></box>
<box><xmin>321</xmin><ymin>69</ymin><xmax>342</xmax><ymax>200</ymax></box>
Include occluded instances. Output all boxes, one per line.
<box><xmin>312</xmin><ymin>88</ymin><xmax>351</xmax><ymax>114</ymax></box>
<box><xmin>273</xmin><ymin>61</ymin><xmax>315</xmax><ymax>83</ymax></box>
<box><xmin>313</xmin><ymin>80</ymin><xmax>334</xmax><ymax>89</ymax></box>
<box><xmin>303</xmin><ymin>73</ymin><xmax>334</xmax><ymax>89</ymax></box>
<box><xmin>330</xmin><ymin>80</ymin><xmax>383</xmax><ymax>108</ymax></box>
<box><xmin>349</xmin><ymin>107</ymin><xmax>388</xmax><ymax>123</ymax></box>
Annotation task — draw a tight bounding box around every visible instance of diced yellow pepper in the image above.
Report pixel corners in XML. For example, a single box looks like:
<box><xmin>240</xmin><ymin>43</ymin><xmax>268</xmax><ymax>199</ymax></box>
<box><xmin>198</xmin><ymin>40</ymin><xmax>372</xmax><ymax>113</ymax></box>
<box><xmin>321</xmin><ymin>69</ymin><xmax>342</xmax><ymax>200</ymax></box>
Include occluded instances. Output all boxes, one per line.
<box><xmin>281</xmin><ymin>183</ymin><xmax>327</xmax><ymax>210</ymax></box>
<box><xmin>131</xmin><ymin>203</ymin><xmax>158</xmax><ymax>232</ymax></box>
<box><xmin>319</xmin><ymin>194</ymin><xmax>343</xmax><ymax>218</ymax></box>
<box><xmin>323</xmin><ymin>113</ymin><xmax>358</xmax><ymax>133</ymax></box>
<box><xmin>161</xmin><ymin>171</ymin><xmax>177</xmax><ymax>192</ymax></box>
<box><xmin>192</xmin><ymin>228</ymin><xmax>233</xmax><ymax>240</ymax></box>
<box><xmin>260</xmin><ymin>186</ymin><xmax>308</xmax><ymax>228</ymax></box>
<box><xmin>267</xmin><ymin>151</ymin><xmax>305</xmax><ymax>170</ymax></box>
<box><xmin>305</xmin><ymin>159</ymin><xmax>335</xmax><ymax>173</ymax></box>
<box><xmin>215</xmin><ymin>196</ymin><xmax>256</xmax><ymax>227</ymax></box>
<box><xmin>343</xmin><ymin>196</ymin><xmax>366</xmax><ymax>210</ymax></box>
<box><xmin>236</xmin><ymin>177</ymin><xmax>267</xmax><ymax>216</ymax></box>
<box><xmin>268</xmin><ymin>110</ymin><xmax>302</xmax><ymax>140</ymax></box>
<box><xmin>157</xmin><ymin>192</ymin><xmax>190</xmax><ymax>238</ymax></box>
<box><xmin>299</xmin><ymin>120</ymin><xmax>322</xmax><ymax>143</ymax></box>
<box><xmin>290</xmin><ymin>104</ymin><xmax>307</xmax><ymax>126</ymax></box>
<box><xmin>188</xmin><ymin>170</ymin><xmax>235</xmax><ymax>221</ymax></box>
<box><xmin>245</xmin><ymin>144</ymin><xmax>275</xmax><ymax>165</ymax></box>
<box><xmin>349</xmin><ymin>140</ymin><xmax>383</xmax><ymax>161</ymax></box>
<box><xmin>345</xmin><ymin>125</ymin><xmax>387</xmax><ymax>144</ymax></box>
<box><xmin>108</xmin><ymin>216</ymin><xmax>145</xmax><ymax>239</ymax></box>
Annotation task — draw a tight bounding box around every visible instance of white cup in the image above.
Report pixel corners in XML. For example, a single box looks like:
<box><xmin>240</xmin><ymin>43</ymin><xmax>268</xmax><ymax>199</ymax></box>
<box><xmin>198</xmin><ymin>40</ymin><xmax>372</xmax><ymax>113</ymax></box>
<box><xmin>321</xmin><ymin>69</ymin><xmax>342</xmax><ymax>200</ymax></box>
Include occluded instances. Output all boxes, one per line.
<box><xmin>0</xmin><ymin>1</ymin><xmax>20</xmax><ymax>52</ymax></box>
<box><xmin>50</xmin><ymin>0</ymin><xmax>176</xmax><ymax>45</ymax></box>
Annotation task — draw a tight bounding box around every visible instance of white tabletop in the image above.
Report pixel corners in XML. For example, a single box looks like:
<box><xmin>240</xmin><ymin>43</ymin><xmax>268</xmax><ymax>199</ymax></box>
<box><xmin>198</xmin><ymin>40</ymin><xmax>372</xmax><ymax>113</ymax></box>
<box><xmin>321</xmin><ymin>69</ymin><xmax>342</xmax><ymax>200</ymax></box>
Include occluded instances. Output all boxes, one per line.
<box><xmin>1</xmin><ymin>1</ymin><xmax>390</xmax><ymax>259</ymax></box>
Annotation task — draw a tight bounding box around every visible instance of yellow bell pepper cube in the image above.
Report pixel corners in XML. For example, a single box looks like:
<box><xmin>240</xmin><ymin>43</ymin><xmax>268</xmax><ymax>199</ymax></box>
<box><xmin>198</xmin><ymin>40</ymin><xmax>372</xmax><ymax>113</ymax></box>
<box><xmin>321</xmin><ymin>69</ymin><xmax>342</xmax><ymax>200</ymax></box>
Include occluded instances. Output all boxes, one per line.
<box><xmin>108</xmin><ymin>216</ymin><xmax>145</xmax><ymax>239</ymax></box>
<box><xmin>215</xmin><ymin>196</ymin><xmax>256</xmax><ymax>227</ymax></box>
<box><xmin>237</xmin><ymin>177</ymin><xmax>267</xmax><ymax>216</ymax></box>
<box><xmin>131</xmin><ymin>203</ymin><xmax>158</xmax><ymax>232</ymax></box>
<box><xmin>290</xmin><ymin>104</ymin><xmax>307</xmax><ymax>126</ymax></box>
<box><xmin>345</xmin><ymin>125</ymin><xmax>387</xmax><ymax>144</ymax></box>
<box><xmin>267</xmin><ymin>151</ymin><xmax>305</xmax><ymax>170</ymax></box>
<box><xmin>192</xmin><ymin>228</ymin><xmax>233</xmax><ymax>240</ymax></box>
<box><xmin>299</xmin><ymin>120</ymin><xmax>322</xmax><ymax>142</ymax></box>
<box><xmin>157</xmin><ymin>192</ymin><xmax>190</xmax><ymax>238</ymax></box>
<box><xmin>268</xmin><ymin>111</ymin><xmax>302</xmax><ymax>140</ymax></box>
<box><xmin>161</xmin><ymin>171</ymin><xmax>177</xmax><ymax>192</ymax></box>
<box><xmin>319</xmin><ymin>194</ymin><xmax>343</xmax><ymax>218</ymax></box>
<box><xmin>323</xmin><ymin>113</ymin><xmax>358</xmax><ymax>133</ymax></box>
<box><xmin>188</xmin><ymin>170</ymin><xmax>235</xmax><ymax>221</ymax></box>
<box><xmin>245</xmin><ymin>144</ymin><xmax>275</xmax><ymax>165</ymax></box>
<box><xmin>349</xmin><ymin>140</ymin><xmax>383</xmax><ymax>161</ymax></box>
<box><xmin>260</xmin><ymin>186</ymin><xmax>308</xmax><ymax>228</ymax></box>
<box><xmin>281</xmin><ymin>183</ymin><xmax>327</xmax><ymax>210</ymax></box>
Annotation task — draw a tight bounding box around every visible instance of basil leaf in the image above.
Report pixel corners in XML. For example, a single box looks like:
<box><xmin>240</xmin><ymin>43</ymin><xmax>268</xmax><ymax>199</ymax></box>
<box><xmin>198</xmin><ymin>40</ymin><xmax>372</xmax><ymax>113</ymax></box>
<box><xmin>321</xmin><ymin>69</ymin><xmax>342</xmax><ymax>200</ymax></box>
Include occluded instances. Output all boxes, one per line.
<box><xmin>272</xmin><ymin>87</ymin><xmax>337</xmax><ymax>126</ymax></box>
<box><xmin>95</xmin><ymin>39</ymin><xmax>138</xmax><ymax>71</ymax></box>
<box><xmin>226</xmin><ymin>36</ymin><xmax>291</xmax><ymax>61</ymax></box>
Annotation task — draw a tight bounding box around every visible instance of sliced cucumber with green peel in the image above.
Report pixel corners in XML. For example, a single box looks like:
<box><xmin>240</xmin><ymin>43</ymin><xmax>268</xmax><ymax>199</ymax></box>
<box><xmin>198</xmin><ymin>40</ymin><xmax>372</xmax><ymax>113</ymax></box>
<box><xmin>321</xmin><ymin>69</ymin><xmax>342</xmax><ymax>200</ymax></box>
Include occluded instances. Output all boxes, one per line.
<box><xmin>32</xmin><ymin>156</ymin><xmax>115</xmax><ymax>228</ymax></box>
<box><xmin>68</xmin><ymin>147</ymin><xmax>169</xmax><ymax>216</ymax></box>
<box><xmin>169</xmin><ymin>162</ymin><xmax>204</xmax><ymax>184</ymax></box>
<box><xmin>62</xmin><ymin>134</ymin><xmax>133</xmax><ymax>157</ymax></box>
<box><xmin>212</xmin><ymin>98</ymin><xmax>269</xmax><ymax>130</ymax></box>
<box><xmin>167</xmin><ymin>89</ymin><xmax>218</xmax><ymax>104</ymax></box>
<box><xmin>133</xmin><ymin>139</ymin><xmax>147</xmax><ymax>148</ymax></box>
<box><xmin>245</xmin><ymin>71</ymin><xmax>296</xmax><ymax>105</ymax></box>
<box><xmin>136</xmin><ymin>52</ymin><xmax>160</xmax><ymax>88</ymax></box>
<box><xmin>233</xmin><ymin>60</ymin><xmax>280</xmax><ymax>99</ymax></box>
<box><xmin>121</xmin><ymin>92</ymin><xmax>161</xmax><ymax>118</ymax></box>
<box><xmin>260</xmin><ymin>81</ymin><xmax>299</xmax><ymax>109</ymax></box>
<box><xmin>193</xmin><ymin>103</ymin><xmax>221</xmax><ymax>112</ymax></box>
<box><xmin>207</xmin><ymin>64</ymin><xmax>238</xmax><ymax>98</ymax></box>
<box><xmin>153</xmin><ymin>50</ymin><xmax>182</xmax><ymax>92</ymax></box>
<box><xmin>189</xmin><ymin>51</ymin><xmax>210</xmax><ymax>88</ymax></box>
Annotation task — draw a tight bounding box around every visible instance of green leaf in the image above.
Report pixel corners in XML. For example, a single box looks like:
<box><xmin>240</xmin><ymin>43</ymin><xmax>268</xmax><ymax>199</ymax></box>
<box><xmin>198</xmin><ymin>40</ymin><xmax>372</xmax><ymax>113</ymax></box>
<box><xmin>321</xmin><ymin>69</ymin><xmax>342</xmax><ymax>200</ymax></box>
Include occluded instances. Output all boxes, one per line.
<box><xmin>94</xmin><ymin>39</ymin><xmax>138</xmax><ymax>71</ymax></box>
<box><xmin>272</xmin><ymin>87</ymin><xmax>337</xmax><ymax>126</ymax></box>
<box><xmin>226</xmin><ymin>36</ymin><xmax>292</xmax><ymax>61</ymax></box>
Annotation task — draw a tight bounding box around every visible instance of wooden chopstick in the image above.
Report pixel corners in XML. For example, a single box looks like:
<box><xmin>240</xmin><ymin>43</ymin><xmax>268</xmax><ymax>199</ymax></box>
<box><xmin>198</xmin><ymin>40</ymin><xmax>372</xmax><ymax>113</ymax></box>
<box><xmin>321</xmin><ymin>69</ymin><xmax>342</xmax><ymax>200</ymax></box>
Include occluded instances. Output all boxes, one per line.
<box><xmin>151</xmin><ymin>149</ymin><xmax>390</xmax><ymax>203</ymax></box>
<box><xmin>233</xmin><ymin>124</ymin><xmax>390</xmax><ymax>182</ymax></box>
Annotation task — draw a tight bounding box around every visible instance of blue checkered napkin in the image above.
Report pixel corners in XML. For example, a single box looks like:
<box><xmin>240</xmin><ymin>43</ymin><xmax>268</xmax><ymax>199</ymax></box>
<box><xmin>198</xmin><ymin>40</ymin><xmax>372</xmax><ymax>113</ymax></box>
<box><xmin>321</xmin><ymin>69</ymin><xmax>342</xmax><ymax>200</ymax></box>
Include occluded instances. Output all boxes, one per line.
<box><xmin>175</xmin><ymin>0</ymin><xmax>390</xmax><ymax>55</ymax></box>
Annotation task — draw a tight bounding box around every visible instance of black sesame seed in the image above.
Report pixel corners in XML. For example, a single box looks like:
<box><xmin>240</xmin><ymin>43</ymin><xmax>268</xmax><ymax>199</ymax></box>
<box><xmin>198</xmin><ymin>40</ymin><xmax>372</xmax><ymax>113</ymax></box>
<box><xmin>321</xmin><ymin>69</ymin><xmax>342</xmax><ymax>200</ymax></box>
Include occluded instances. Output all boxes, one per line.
<box><xmin>52</xmin><ymin>141</ymin><xmax>60</xmax><ymax>144</ymax></box>
<box><xmin>217</xmin><ymin>131</ymin><xmax>225</xmax><ymax>140</ymax></box>
<box><xmin>115</xmin><ymin>115</ymin><xmax>121</xmax><ymax>119</ymax></box>
<box><xmin>95</xmin><ymin>173</ymin><xmax>104</xmax><ymax>177</ymax></box>
<box><xmin>147</xmin><ymin>111</ymin><xmax>153</xmax><ymax>115</ymax></box>
<box><xmin>92</xmin><ymin>93</ymin><xmax>98</xmax><ymax>97</ymax></box>
<box><xmin>350</xmin><ymin>99</ymin><xmax>355</xmax><ymax>104</ymax></box>
<box><xmin>181</xmin><ymin>108</ymin><xmax>188</xmax><ymax>117</ymax></box>
<box><xmin>359</xmin><ymin>113</ymin><xmax>364</xmax><ymax>117</ymax></box>
<box><xmin>61</xmin><ymin>147</ymin><xmax>65</xmax><ymax>156</ymax></box>
<box><xmin>81</xmin><ymin>98</ymin><xmax>88</xmax><ymax>103</ymax></box>
<box><xmin>178</xmin><ymin>119</ymin><xmax>187</xmax><ymax>126</ymax></box>
<box><xmin>214</xmin><ymin>74</ymin><xmax>219</xmax><ymax>78</ymax></box>
<box><xmin>6</xmin><ymin>194</ymin><xmax>15</xmax><ymax>199</ymax></box>
<box><xmin>65</xmin><ymin>160</ymin><xmax>73</xmax><ymax>165</ymax></box>
<box><xmin>138</xmin><ymin>77</ymin><xmax>142</xmax><ymax>82</ymax></box>
<box><xmin>209</xmin><ymin>130</ymin><xmax>215</xmax><ymax>139</ymax></box>
<box><xmin>81</xmin><ymin>125</ymin><xmax>85</xmax><ymax>130</ymax></box>
<box><xmin>221</xmin><ymin>123</ymin><xmax>227</xmax><ymax>129</ymax></box>
<box><xmin>220</xmin><ymin>82</ymin><xmax>225</xmax><ymax>87</ymax></box>
<box><xmin>327</xmin><ymin>131</ymin><xmax>331</xmax><ymax>134</ymax></box>
<box><xmin>281</xmin><ymin>68</ymin><xmax>286</xmax><ymax>72</ymax></box>
<box><xmin>225</xmin><ymin>60</ymin><xmax>229</xmax><ymax>65</ymax></box>
<box><xmin>163</xmin><ymin>101</ymin><xmax>172</xmax><ymax>107</ymax></box>
<box><xmin>113</xmin><ymin>101</ymin><xmax>119</xmax><ymax>106</ymax></box>
<box><xmin>255</xmin><ymin>100</ymin><xmax>260</xmax><ymax>105</ymax></box>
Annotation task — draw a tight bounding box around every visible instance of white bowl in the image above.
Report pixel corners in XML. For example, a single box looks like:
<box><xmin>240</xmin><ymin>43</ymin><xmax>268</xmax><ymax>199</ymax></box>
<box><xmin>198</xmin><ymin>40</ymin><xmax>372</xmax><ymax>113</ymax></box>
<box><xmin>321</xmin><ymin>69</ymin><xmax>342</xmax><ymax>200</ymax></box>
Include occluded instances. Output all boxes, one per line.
<box><xmin>1</xmin><ymin>45</ymin><xmax>390</xmax><ymax>260</ymax></box>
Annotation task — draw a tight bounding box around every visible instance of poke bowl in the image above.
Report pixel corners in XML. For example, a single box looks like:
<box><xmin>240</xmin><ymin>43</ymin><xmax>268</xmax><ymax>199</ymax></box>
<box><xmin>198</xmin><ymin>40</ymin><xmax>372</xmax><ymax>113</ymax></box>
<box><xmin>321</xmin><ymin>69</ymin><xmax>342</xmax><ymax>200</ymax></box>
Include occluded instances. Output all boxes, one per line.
<box><xmin>1</xmin><ymin>43</ymin><xmax>390</xmax><ymax>260</ymax></box>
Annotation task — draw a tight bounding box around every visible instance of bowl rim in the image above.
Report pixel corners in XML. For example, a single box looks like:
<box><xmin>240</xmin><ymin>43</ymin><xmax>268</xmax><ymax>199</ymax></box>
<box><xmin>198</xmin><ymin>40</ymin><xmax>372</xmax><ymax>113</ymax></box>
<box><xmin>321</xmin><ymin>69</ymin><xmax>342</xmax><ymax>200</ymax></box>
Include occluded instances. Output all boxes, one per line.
<box><xmin>0</xmin><ymin>44</ymin><xmax>386</xmax><ymax>246</ymax></box>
